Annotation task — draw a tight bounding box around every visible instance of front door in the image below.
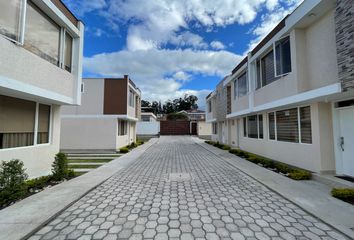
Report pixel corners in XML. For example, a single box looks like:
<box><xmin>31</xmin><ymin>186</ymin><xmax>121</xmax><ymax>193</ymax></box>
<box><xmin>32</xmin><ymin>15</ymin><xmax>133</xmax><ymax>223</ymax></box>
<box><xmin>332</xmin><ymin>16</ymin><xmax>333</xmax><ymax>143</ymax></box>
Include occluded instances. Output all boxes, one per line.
<box><xmin>339</xmin><ymin>107</ymin><xmax>354</xmax><ymax>177</ymax></box>
<box><xmin>191</xmin><ymin>122</ymin><xmax>197</xmax><ymax>135</ymax></box>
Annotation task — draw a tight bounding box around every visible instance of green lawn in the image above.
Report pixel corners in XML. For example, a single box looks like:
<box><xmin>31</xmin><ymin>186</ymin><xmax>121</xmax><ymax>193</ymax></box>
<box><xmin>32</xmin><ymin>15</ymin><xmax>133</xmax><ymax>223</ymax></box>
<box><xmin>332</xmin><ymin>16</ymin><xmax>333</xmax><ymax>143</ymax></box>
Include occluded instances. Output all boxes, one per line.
<box><xmin>69</xmin><ymin>164</ymin><xmax>101</xmax><ymax>169</ymax></box>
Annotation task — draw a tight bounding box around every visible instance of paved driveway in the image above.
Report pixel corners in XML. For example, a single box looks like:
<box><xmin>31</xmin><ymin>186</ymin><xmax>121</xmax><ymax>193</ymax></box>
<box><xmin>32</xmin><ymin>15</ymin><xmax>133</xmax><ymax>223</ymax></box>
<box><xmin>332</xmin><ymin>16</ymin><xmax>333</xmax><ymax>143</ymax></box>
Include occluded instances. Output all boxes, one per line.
<box><xmin>30</xmin><ymin>136</ymin><xmax>347</xmax><ymax>240</ymax></box>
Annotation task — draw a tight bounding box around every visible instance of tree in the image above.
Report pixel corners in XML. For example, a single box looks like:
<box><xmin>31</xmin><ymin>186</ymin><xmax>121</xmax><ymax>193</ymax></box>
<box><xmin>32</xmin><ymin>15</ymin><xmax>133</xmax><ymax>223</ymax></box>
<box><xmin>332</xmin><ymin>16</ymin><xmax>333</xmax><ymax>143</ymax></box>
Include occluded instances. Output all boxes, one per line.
<box><xmin>141</xmin><ymin>100</ymin><xmax>151</xmax><ymax>108</ymax></box>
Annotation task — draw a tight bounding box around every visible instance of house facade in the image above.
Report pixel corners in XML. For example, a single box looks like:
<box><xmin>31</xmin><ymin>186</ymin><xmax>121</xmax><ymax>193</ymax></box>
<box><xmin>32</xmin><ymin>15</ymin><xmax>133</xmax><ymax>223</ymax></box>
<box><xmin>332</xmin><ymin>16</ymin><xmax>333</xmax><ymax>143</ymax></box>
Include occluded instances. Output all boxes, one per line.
<box><xmin>179</xmin><ymin>110</ymin><xmax>212</xmax><ymax>138</ymax></box>
<box><xmin>206</xmin><ymin>0</ymin><xmax>354</xmax><ymax>177</ymax></box>
<box><xmin>0</xmin><ymin>0</ymin><xmax>84</xmax><ymax>178</ymax></box>
<box><xmin>60</xmin><ymin>76</ymin><xmax>141</xmax><ymax>152</ymax></box>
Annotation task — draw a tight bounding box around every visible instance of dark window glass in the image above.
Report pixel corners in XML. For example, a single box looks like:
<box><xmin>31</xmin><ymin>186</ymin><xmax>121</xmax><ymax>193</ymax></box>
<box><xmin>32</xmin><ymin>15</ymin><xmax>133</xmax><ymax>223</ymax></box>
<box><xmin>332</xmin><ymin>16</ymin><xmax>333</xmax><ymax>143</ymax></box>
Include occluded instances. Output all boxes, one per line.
<box><xmin>247</xmin><ymin>115</ymin><xmax>258</xmax><ymax>138</ymax></box>
<box><xmin>276</xmin><ymin>108</ymin><xmax>299</xmax><ymax>143</ymax></box>
<box><xmin>300</xmin><ymin>106</ymin><xmax>312</xmax><ymax>144</ymax></box>
<box><xmin>269</xmin><ymin>112</ymin><xmax>275</xmax><ymax>140</ymax></box>
<box><xmin>243</xmin><ymin>117</ymin><xmax>247</xmax><ymax>137</ymax></box>
<box><xmin>256</xmin><ymin>60</ymin><xmax>261</xmax><ymax>89</ymax></box>
<box><xmin>64</xmin><ymin>33</ymin><xmax>73</xmax><ymax>72</ymax></box>
<box><xmin>258</xmin><ymin>115</ymin><xmax>263</xmax><ymax>139</ymax></box>
<box><xmin>37</xmin><ymin>104</ymin><xmax>50</xmax><ymax>144</ymax></box>
<box><xmin>261</xmin><ymin>50</ymin><xmax>276</xmax><ymax>87</ymax></box>
<box><xmin>275</xmin><ymin>36</ymin><xmax>292</xmax><ymax>75</ymax></box>
<box><xmin>237</xmin><ymin>72</ymin><xmax>247</xmax><ymax>97</ymax></box>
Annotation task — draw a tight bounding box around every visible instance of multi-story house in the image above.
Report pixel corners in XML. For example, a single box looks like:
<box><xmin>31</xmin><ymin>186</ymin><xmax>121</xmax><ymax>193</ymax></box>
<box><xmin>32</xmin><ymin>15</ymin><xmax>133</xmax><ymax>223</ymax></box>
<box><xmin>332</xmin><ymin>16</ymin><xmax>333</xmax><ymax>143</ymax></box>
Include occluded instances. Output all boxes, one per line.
<box><xmin>0</xmin><ymin>0</ymin><xmax>84</xmax><ymax>178</ymax></box>
<box><xmin>206</xmin><ymin>0</ymin><xmax>354</xmax><ymax>178</ymax></box>
<box><xmin>60</xmin><ymin>76</ymin><xmax>141</xmax><ymax>152</ymax></box>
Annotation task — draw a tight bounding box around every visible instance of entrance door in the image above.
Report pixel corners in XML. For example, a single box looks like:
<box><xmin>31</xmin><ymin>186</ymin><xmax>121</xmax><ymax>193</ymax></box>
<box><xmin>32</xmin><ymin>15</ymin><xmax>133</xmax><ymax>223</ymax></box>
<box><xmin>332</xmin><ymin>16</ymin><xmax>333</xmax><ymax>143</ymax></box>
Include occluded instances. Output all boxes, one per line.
<box><xmin>339</xmin><ymin>108</ymin><xmax>354</xmax><ymax>177</ymax></box>
<box><xmin>191</xmin><ymin>122</ymin><xmax>197</xmax><ymax>135</ymax></box>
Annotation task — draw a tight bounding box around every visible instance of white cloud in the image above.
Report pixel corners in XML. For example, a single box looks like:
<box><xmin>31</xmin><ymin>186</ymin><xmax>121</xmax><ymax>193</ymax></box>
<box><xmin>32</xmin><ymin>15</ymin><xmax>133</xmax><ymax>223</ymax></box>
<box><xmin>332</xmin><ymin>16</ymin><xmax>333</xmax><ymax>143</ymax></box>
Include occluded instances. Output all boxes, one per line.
<box><xmin>210</xmin><ymin>41</ymin><xmax>226</xmax><ymax>50</ymax></box>
<box><xmin>84</xmin><ymin>48</ymin><xmax>242</xmax><ymax>106</ymax></box>
<box><xmin>63</xmin><ymin>0</ymin><xmax>107</xmax><ymax>16</ymax></box>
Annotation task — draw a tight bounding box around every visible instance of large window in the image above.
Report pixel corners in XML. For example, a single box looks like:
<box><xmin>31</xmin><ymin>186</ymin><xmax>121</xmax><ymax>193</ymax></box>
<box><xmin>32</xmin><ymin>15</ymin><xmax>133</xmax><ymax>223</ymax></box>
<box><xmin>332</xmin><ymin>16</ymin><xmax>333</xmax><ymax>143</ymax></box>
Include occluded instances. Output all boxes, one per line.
<box><xmin>244</xmin><ymin>115</ymin><xmax>263</xmax><ymax>139</ymax></box>
<box><xmin>0</xmin><ymin>0</ymin><xmax>22</xmax><ymax>42</ymax></box>
<box><xmin>275</xmin><ymin>36</ymin><xmax>291</xmax><ymax>76</ymax></box>
<box><xmin>118</xmin><ymin>120</ymin><xmax>127</xmax><ymax>136</ymax></box>
<box><xmin>24</xmin><ymin>2</ymin><xmax>61</xmax><ymax>66</ymax></box>
<box><xmin>0</xmin><ymin>96</ymin><xmax>51</xmax><ymax>149</ymax></box>
<box><xmin>129</xmin><ymin>90</ymin><xmax>135</xmax><ymax>107</ymax></box>
<box><xmin>37</xmin><ymin>104</ymin><xmax>51</xmax><ymax>144</ymax></box>
<box><xmin>234</xmin><ymin>72</ymin><xmax>247</xmax><ymax>99</ymax></box>
<box><xmin>268</xmin><ymin>106</ymin><xmax>312</xmax><ymax>144</ymax></box>
<box><xmin>261</xmin><ymin>50</ymin><xmax>276</xmax><ymax>87</ymax></box>
<box><xmin>212</xmin><ymin>123</ymin><xmax>218</xmax><ymax>135</ymax></box>
<box><xmin>64</xmin><ymin>33</ymin><xmax>73</xmax><ymax>72</ymax></box>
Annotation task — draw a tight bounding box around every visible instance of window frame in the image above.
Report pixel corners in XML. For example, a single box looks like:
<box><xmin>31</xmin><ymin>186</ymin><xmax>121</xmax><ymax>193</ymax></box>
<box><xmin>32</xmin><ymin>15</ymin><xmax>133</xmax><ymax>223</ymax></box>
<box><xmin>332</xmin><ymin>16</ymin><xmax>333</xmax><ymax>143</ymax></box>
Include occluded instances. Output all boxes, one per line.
<box><xmin>234</xmin><ymin>71</ymin><xmax>248</xmax><ymax>99</ymax></box>
<box><xmin>274</xmin><ymin>35</ymin><xmax>292</xmax><ymax>77</ymax></box>
<box><xmin>244</xmin><ymin>114</ymin><xmax>263</xmax><ymax>139</ymax></box>
<box><xmin>129</xmin><ymin>89</ymin><xmax>135</xmax><ymax>107</ymax></box>
<box><xmin>0</xmin><ymin>97</ymin><xmax>52</xmax><ymax>151</ymax></box>
<box><xmin>267</xmin><ymin>105</ymin><xmax>312</xmax><ymax>145</ymax></box>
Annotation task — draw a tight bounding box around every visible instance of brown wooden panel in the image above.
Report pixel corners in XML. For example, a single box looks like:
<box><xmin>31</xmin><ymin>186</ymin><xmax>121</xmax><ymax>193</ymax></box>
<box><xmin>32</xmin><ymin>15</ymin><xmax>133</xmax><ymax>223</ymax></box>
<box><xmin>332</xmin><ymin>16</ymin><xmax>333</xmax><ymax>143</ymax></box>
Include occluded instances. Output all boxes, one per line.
<box><xmin>50</xmin><ymin>0</ymin><xmax>79</xmax><ymax>26</ymax></box>
<box><xmin>160</xmin><ymin>121</ymin><xmax>191</xmax><ymax>135</ymax></box>
<box><xmin>104</xmin><ymin>78</ymin><xmax>128</xmax><ymax>115</ymax></box>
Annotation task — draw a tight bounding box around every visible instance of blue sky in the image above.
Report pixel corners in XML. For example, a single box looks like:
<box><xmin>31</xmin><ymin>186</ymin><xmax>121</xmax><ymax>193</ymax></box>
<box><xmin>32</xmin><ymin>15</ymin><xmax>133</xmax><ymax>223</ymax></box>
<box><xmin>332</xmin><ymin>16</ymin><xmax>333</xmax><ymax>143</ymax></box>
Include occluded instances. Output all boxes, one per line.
<box><xmin>63</xmin><ymin>0</ymin><xmax>302</xmax><ymax>109</ymax></box>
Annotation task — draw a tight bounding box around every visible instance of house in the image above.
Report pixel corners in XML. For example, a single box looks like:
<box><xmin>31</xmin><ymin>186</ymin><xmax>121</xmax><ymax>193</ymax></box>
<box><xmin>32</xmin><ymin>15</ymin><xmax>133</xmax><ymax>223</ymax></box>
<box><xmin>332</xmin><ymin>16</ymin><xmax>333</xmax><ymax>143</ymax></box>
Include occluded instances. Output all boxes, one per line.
<box><xmin>206</xmin><ymin>0</ymin><xmax>354</xmax><ymax>177</ymax></box>
<box><xmin>60</xmin><ymin>76</ymin><xmax>141</xmax><ymax>152</ymax></box>
<box><xmin>141</xmin><ymin>112</ymin><xmax>158</xmax><ymax>122</ymax></box>
<box><xmin>0</xmin><ymin>0</ymin><xmax>84</xmax><ymax>178</ymax></box>
<box><xmin>179</xmin><ymin>110</ymin><xmax>212</xmax><ymax>139</ymax></box>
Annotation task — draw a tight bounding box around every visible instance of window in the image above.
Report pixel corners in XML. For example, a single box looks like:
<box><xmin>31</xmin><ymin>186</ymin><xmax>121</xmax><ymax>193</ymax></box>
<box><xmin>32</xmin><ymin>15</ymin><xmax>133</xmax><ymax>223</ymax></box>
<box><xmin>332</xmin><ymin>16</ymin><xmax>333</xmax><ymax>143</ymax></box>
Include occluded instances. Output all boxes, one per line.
<box><xmin>37</xmin><ymin>104</ymin><xmax>51</xmax><ymax>144</ymax></box>
<box><xmin>300</xmin><ymin>107</ymin><xmax>312</xmax><ymax>144</ymax></box>
<box><xmin>243</xmin><ymin>117</ymin><xmax>247</xmax><ymax>137</ymax></box>
<box><xmin>212</xmin><ymin>123</ymin><xmax>218</xmax><ymax>135</ymax></box>
<box><xmin>245</xmin><ymin>115</ymin><xmax>263</xmax><ymax>139</ymax></box>
<box><xmin>208</xmin><ymin>101</ymin><xmax>212</xmax><ymax>112</ymax></box>
<box><xmin>275</xmin><ymin>36</ymin><xmax>291</xmax><ymax>76</ymax></box>
<box><xmin>0</xmin><ymin>96</ymin><xmax>51</xmax><ymax>149</ymax></box>
<box><xmin>118</xmin><ymin>120</ymin><xmax>127</xmax><ymax>136</ymax></box>
<box><xmin>268</xmin><ymin>106</ymin><xmax>312</xmax><ymax>144</ymax></box>
<box><xmin>268</xmin><ymin>112</ymin><xmax>275</xmax><ymax>140</ymax></box>
<box><xmin>64</xmin><ymin>32</ymin><xmax>73</xmax><ymax>72</ymax></box>
<box><xmin>141</xmin><ymin>116</ymin><xmax>150</xmax><ymax>122</ymax></box>
<box><xmin>261</xmin><ymin>50</ymin><xmax>276</xmax><ymax>87</ymax></box>
<box><xmin>129</xmin><ymin>90</ymin><xmax>135</xmax><ymax>107</ymax></box>
<box><xmin>276</xmin><ymin>108</ymin><xmax>299</xmax><ymax>143</ymax></box>
<box><xmin>24</xmin><ymin>2</ymin><xmax>61</xmax><ymax>66</ymax></box>
<box><xmin>0</xmin><ymin>0</ymin><xmax>22</xmax><ymax>42</ymax></box>
<box><xmin>234</xmin><ymin>72</ymin><xmax>247</xmax><ymax>99</ymax></box>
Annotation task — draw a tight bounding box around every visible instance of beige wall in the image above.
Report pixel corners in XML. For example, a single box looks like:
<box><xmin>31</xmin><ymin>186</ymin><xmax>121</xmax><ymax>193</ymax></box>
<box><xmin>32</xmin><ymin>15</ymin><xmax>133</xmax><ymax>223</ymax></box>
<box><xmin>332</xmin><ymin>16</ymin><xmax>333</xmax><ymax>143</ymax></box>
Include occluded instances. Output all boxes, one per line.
<box><xmin>0</xmin><ymin>36</ymin><xmax>75</xmax><ymax>100</ymax></box>
<box><xmin>60</xmin><ymin>117</ymin><xmax>117</xmax><ymax>151</ymax></box>
<box><xmin>62</xmin><ymin>79</ymin><xmax>104</xmax><ymax>115</ymax></box>
<box><xmin>233</xmin><ymin>102</ymin><xmax>335</xmax><ymax>173</ymax></box>
<box><xmin>198</xmin><ymin>121</ymin><xmax>212</xmax><ymax>136</ymax></box>
<box><xmin>0</xmin><ymin>105</ymin><xmax>61</xmax><ymax>178</ymax></box>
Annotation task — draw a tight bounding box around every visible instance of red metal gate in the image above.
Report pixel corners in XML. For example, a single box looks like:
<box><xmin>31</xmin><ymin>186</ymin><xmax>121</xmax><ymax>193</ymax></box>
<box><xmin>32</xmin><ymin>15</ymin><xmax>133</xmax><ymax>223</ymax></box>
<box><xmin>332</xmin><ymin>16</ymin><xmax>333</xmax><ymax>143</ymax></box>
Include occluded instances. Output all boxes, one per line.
<box><xmin>160</xmin><ymin>121</ymin><xmax>191</xmax><ymax>135</ymax></box>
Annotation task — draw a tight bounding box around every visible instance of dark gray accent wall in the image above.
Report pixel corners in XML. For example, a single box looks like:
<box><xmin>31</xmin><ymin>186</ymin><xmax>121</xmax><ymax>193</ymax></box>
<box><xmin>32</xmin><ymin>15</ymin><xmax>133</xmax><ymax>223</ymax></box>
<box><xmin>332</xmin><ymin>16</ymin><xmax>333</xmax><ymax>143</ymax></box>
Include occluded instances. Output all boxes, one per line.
<box><xmin>335</xmin><ymin>0</ymin><xmax>354</xmax><ymax>91</ymax></box>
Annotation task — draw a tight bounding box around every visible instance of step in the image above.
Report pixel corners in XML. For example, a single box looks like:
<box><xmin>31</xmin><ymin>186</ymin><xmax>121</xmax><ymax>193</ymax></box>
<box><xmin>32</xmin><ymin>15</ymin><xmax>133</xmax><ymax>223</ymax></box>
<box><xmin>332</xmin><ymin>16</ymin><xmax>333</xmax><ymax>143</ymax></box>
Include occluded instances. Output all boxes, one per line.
<box><xmin>66</xmin><ymin>154</ymin><xmax>122</xmax><ymax>157</ymax></box>
<box><xmin>68</xmin><ymin>162</ymin><xmax>104</xmax><ymax>166</ymax></box>
<box><xmin>67</xmin><ymin>156</ymin><xmax>117</xmax><ymax>160</ymax></box>
<box><xmin>72</xmin><ymin>169</ymin><xmax>92</xmax><ymax>173</ymax></box>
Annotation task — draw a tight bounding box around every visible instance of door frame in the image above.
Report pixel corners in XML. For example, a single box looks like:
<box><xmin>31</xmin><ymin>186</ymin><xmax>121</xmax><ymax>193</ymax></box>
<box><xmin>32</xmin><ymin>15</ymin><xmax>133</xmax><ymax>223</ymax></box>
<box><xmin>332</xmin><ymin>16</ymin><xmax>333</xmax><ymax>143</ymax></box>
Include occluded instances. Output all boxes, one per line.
<box><xmin>332</xmin><ymin>103</ymin><xmax>354</xmax><ymax>176</ymax></box>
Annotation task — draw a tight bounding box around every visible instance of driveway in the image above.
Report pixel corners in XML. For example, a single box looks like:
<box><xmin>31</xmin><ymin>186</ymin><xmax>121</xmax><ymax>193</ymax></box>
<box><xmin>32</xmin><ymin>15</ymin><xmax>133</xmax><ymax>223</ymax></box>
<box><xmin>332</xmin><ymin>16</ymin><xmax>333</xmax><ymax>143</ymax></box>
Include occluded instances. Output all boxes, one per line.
<box><xmin>29</xmin><ymin>136</ymin><xmax>348</xmax><ymax>240</ymax></box>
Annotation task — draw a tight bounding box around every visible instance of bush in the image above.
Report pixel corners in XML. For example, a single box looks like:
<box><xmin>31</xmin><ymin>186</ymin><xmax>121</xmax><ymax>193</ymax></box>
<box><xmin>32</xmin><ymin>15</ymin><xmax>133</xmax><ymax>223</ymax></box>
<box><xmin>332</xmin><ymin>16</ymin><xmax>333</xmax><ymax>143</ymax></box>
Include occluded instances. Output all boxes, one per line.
<box><xmin>120</xmin><ymin>147</ymin><xmax>129</xmax><ymax>153</ymax></box>
<box><xmin>52</xmin><ymin>153</ymin><xmax>69</xmax><ymax>181</ymax></box>
<box><xmin>229</xmin><ymin>149</ymin><xmax>239</xmax><ymax>154</ymax></box>
<box><xmin>128</xmin><ymin>142</ymin><xmax>138</xmax><ymax>149</ymax></box>
<box><xmin>331</xmin><ymin>188</ymin><xmax>354</xmax><ymax>200</ymax></box>
<box><xmin>0</xmin><ymin>159</ymin><xmax>28</xmax><ymax>208</ymax></box>
<box><xmin>275</xmin><ymin>163</ymin><xmax>292</xmax><ymax>174</ymax></box>
<box><xmin>25</xmin><ymin>175</ymin><xmax>52</xmax><ymax>191</ymax></box>
<box><xmin>167</xmin><ymin>112</ymin><xmax>189</xmax><ymax>120</ymax></box>
<box><xmin>222</xmin><ymin>145</ymin><xmax>231</xmax><ymax>151</ymax></box>
<box><xmin>288</xmin><ymin>170</ymin><xmax>312</xmax><ymax>180</ymax></box>
<box><xmin>137</xmin><ymin>140</ymin><xmax>145</xmax><ymax>146</ymax></box>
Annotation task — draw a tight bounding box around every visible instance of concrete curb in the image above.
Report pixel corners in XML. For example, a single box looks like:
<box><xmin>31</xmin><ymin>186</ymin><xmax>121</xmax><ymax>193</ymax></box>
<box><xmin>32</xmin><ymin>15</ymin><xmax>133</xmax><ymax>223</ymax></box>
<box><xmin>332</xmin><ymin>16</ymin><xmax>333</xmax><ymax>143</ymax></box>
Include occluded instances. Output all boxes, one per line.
<box><xmin>0</xmin><ymin>138</ymin><xmax>158</xmax><ymax>240</ymax></box>
<box><xmin>193</xmin><ymin>137</ymin><xmax>354</xmax><ymax>239</ymax></box>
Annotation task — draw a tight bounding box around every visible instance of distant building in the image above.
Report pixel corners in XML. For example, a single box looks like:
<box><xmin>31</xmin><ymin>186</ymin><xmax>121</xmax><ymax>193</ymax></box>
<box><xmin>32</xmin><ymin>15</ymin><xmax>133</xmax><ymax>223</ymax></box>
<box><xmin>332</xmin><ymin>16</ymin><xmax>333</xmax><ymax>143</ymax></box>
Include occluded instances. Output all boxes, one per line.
<box><xmin>61</xmin><ymin>76</ymin><xmax>141</xmax><ymax>152</ymax></box>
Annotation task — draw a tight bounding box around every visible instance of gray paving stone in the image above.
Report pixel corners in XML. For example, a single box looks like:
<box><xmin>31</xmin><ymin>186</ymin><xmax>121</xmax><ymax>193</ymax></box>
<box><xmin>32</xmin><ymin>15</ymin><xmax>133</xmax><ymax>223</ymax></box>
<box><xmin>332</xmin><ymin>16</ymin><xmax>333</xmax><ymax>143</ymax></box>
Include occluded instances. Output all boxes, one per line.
<box><xmin>30</xmin><ymin>137</ymin><xmax>349</xmax><ymax>240</ymax></box>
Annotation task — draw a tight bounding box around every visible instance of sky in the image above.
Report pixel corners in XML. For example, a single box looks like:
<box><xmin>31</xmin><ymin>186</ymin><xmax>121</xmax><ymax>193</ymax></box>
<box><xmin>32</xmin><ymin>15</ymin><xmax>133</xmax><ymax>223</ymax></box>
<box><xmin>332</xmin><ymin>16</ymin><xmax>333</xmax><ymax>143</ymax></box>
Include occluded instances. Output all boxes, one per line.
<box><xmin>63</xmin><ymin>0</ymin><xmax>302</xmax><ymax>109</ymax></box>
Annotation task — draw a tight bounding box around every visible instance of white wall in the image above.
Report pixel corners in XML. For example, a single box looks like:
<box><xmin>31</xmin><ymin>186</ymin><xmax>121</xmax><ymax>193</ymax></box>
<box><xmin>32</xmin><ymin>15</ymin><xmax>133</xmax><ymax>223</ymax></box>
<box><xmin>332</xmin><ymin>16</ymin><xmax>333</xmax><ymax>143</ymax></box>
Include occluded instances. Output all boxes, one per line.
<box><xmin>137</xmin><ymin>122</ymin><xmax>160</xmax><ymax>135</ymax></box>
<box><xmin>198</xmin><ymin>122</ymin><xmax>212</xmax><ymax>136</ymax></box>
<box><xmin>0</xmin><ymin>105</ymin><xmax>61</xmax><ymax>178</ymax></box>
<box><xmin>60</xmin><ymin>117</ymin><xmax>117</xmax><ymax>151</ymax></box>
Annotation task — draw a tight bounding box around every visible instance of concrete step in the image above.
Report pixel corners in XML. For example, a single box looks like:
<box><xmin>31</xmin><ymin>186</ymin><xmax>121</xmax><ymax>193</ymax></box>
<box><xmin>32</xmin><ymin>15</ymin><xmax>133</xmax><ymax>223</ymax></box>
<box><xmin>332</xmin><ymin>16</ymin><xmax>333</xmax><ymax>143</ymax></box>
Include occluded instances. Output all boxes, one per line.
<box><xmin>67</xmin><ymin>156</ymin><xmax>117</xmax><ymax>160</ymax></box>
<box><xmin>72</xmin><ymin>169</ymin><xmax>92</xmax><ymax>173</ymax></box>
<box><xmin>66</xmin><ymin>154</ymin><xmax>121</xmax><ymax>157</ymax></box>
<box><xmin>68</xmin><ymin>162</ymin><xmax>104</xmax><ymax>166</ymax></box>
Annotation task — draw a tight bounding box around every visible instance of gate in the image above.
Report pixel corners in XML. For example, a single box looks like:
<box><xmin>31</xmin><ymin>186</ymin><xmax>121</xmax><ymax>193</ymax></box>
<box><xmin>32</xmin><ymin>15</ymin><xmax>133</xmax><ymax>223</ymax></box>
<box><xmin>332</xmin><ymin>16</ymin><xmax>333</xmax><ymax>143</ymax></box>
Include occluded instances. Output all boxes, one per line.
<box><xmin>160</xmin><ymin>121</ymin><xmax>191</xmax><ymax>135</ymax></box>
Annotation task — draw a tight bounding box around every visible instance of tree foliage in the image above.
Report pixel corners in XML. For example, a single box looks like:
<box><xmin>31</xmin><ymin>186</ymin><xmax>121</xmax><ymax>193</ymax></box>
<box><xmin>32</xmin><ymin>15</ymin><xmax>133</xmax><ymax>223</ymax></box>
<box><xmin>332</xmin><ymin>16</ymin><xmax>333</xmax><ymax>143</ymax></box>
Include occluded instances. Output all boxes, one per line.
<box><xmin>143</xmin><ymin>94</ymin><xmax>198</xmax><ymax>114</ymax></box>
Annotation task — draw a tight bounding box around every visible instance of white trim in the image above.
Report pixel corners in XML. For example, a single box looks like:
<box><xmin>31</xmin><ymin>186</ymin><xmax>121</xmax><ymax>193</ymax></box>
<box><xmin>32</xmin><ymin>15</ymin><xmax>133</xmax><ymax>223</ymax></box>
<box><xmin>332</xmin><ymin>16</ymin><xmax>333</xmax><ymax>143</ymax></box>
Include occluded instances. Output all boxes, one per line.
<box><xmin>61</xmin><ymin>114</ymin><xmax>139</xmax><ymax>122</ymax></box>
<box><xmin>0</xmin><ymin>76</ymin><xmax>74</xmax><ymax>104</ymax></box>
<box><xmin>34</xmin><ymin>102</ymin><xmax>39</xmax><ymax>145</ymax></box>
<box><xmin>19</xmin><ymin>0</ymin><xmax>27</xmax><ymax>45</ymax></box>
<box><xmin>0</xmin><ymin>143</ymin><xmax>51</xmax><ymax>152</ymax></box>
<box><xmin>206</xmin><ymin>118</ymin><xmax>217</xmax><ymax>123</ymax></box>
<box><xmin>226</xmin><ymin>83</ymin><xmax>341</xmax><ymax>119</ymax></box>
<box><xmin>332</xmin><ymin>102</ymin><xmax>343</xmax><ymax>175</ymax></box>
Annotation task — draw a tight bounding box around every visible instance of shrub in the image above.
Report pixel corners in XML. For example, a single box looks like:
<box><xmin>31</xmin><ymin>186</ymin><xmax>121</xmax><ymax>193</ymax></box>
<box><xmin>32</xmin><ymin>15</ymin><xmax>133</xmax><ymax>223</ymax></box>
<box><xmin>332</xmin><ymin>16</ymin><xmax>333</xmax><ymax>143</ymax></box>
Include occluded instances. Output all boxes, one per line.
<box><xmin>0</xmin><ymin>159</ymin><xmax>28</xmax><ymax>208</ymax></box>
<box><xmin>275</xmin><ymin>163</ymin><xmax>292</xmax><ymax>174</ymax></box>
<box><xmin>288</xmin><ymin>170</ymin><xmax>312</xmax><ymax>180</ymax></box>
<box><xmin>222</xmin><ymin>145</ymin><xmax>231</xmax><ymax>151</ymax></box>
<box><xmin>137</xmin><ymin>140</ymin><xmax>145</xmax><ymax>146</ymax></box>
<box><xmin>120</xmin><ymin>147</ymin><xmax>129</xmax><ymax>153</ymax></box>
<box><xmin>52</xmin><ymin>153</ymin><xmax>69</xmax><ymax>181</ymax></box>
<box><xmin>128</xmin><ymin>142</ymin><xmax>138</xmax><ymax>149</ymax></box>
<box><xmin>229</xmin><ymin>149</ymin><xmax>239</xmax><ymax>154</ymax></box>
<box><xmin>167</xmin><ymin>112</ymin><xmax>189</xmax><ymax>120</ymax></box>
<box><xmin>331</xmin><ymin>188</ymin><xmax>354</xmax><ymax>200</ymax></box>
<box><xmin>25</xmin><ymin>175</ymin><xmax>52</xmax><ymax>191</ymax></box>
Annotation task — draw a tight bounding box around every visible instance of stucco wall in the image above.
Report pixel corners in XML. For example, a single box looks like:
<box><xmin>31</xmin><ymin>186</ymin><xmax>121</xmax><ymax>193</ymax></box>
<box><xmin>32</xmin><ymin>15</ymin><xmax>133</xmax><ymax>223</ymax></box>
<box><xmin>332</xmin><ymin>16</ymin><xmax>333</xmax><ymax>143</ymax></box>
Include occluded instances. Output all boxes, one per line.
<box><xmin>0</xmin><ymin>36</ymin><xmax>75</xmax><ymax>99</ymax></box>
<box><xmin>198</xmin><ymin>121</ymin><xmax>212</xmax><ymax>137</ymax></box>
<box><xmin>235</xmin><ymin>102</ymin><xmax>335</xmax><ymax>173</ymax></box>
<box><xmin>0</xmin><ymin>105</ymin><xmax>61</xmax><ymax>178</ymax></box>
<box><xmin>60</xmin><ymin>117</ymin><xmax>117</xmax><ymax>150</ymax></box>
<box><xmin>61</xmin><ymin>79</ymin><xmax>105</xmax><ymax>115</ymax></box>
<box><xmin>137</xmin><ymin>122</ymin><xmax>160</xmax><ymax>135</ymax></box>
